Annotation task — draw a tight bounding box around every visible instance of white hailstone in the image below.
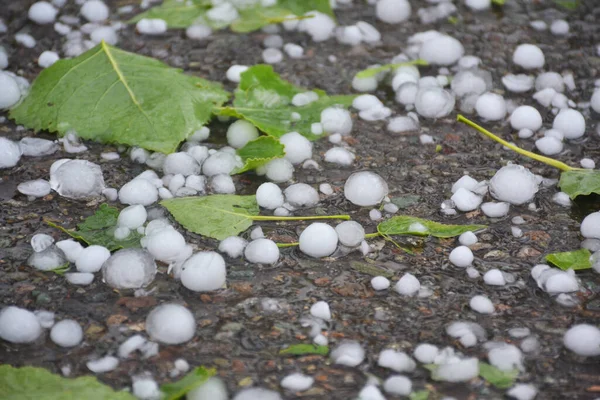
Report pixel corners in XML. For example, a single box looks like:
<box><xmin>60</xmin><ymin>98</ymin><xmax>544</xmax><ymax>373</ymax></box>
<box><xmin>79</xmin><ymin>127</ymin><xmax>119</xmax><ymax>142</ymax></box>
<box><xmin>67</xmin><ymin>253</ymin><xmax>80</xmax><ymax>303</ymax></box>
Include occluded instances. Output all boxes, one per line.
<box><xmin>413</xmin><ymin>343</ymin><xmax>439</xmax><ymax>363</ymax></box>
<box><xmin>31</xmin><ymin>233</ymin><xmax>54</xmax><ymax>253</ymax></box>
<box><xmin>118</xmin><ymin>335</ymin><xmax>147</xmax><ymax>358</ymax></box>
<box><xmin>185</xmin><ymin>175</ymin><xmax>206</xmax><ymax>193</ymax></box>
<box><xmin>502</xmin><ymin>74</ymin><xmax>535</xmax><ymax>93</ymax></box>
<box><xmin>87</xmin><ymin>356</ymin><xmax>119</xmax><ymax>373</ymax></box>
<box><xmin>518</xmin><ymin>129</ymin><xmax>534</xmax><ymax>139</ymax></box>
<box><xmin>360</xmin><ymin>106</ymin><xmax>392</xmax><ymax>122</ymax></box>
<box><xmin>113</xmin><ymin>226</ymin><xmax>130</xmax><ymax>240</ymax></box>
<box><xmin>320</xmin><ymin>107</ymin><xmax>352</xmax><ymax>135</ymax></box>
<box><xmin>352</xmin><ymin>75</ymin><xmax>378</xmax><ymax>92</ymax></box>
<box><xmin>459</xmin><ymin>231</ymin><xmax>478</xmax><ymax>246</ymax></box>
<box><xmin>0</xmin><ymin>73</ymin><xmax>22</xmax><ymax>110</ymax></box>
<box><xmin>136</xmin><ymin>18</ymin><xmax>167</xmax><ymax>35</ymax></box>
<box><xmin>581</xmin><ymin>158</ymin><xmax>595</xmax><ymax>170</ymax></box>
<box><xmin>263</xmin><ymin>34</ymin><xmax>283</xmax><ymax>48</ymax></box>
<box><xmin>226</xmin><ymin>120</ymin><xmax>259</xmax><ymax>150</ymax></box>
<box><xmin>511</xmin><ymin>226</ymin><xmax>523</xmax><ymax>238</ymax></box>
<box><xmin>130</xmin><ymin>147</ymin><xmax>149</xmax><ymax>164</ymax></box>
<box><xmin>507</xmin><ymin>384</ymin><xmax>538</xmax><ymax>400</ymax></box>
<box><xmin>328</xmin><ymin>133</ymin><xmax>342</xmax><ymax>144</ymax></box>
<box><xmin>56</xmin><ymin>239</ymin><xmax>84</xmax><ymax>263</ymax></box>
<box><xmin>298</xmin><ymin>11</ymin><xmax>335</xmax><ymax>42</ymax></box>
<box><xmin>50</xmin><ymin>319</ymin><xmax>83</xmax><ymax>347</ymax></box>
<box><xmin>281</xmin><ymin>373</ymin><xmax>314</xmax><ymax>392</ymax></box>
<box><xmin>384</xmin><ymin>203</ymin><xmax>399</xmax><ymax>213</ymax></box>
<box><xmin>369</xmin><ymin>209</ymin><xmax>382</xmax><ymax>220</ymax></box>
<box><xmin>75</xmin><ymin>245</ymin><xmax>110</xmax><ymax>273</ymax></box>
<box><xmin>186</xmin><ymin>24</ymin><xmax>212</xmax><ymax>40</ymax></box>
<box><xmin>310</xmin><ymin>301</ymin><xmax>331</xmax><ymax>320</ymax></box>
<box><xmin>544</xmin><ymin>271</ymin><xmax>579</xmax><ymax>294</ymax></box>
<box><xmin>591</xmin><ymin>90</ymin><xmax>600</xmax><ymax>114</ymax></box>
<box><xmin>168</xmin><ymin>174</ymin><xmax>185</xmax><ymax>194</ymax></box>
<box><xmin>581</xmin><ymin>212</ymin><xmax>600</xmax><ymax>239</ymax></box>
<box><xmin>284</xmin><ymin>183</ymin><xmax>319</xmax><ymax>207</ymax></box>
<box><xmin>510</xmin><ymin>106</ymin><xmax>542</xmax><ymax>131</ymax></box>
<box><xmin>256</xmin><ymin>182</ymin><xmax>284</xmax><ymax>210</ymax></box>
<box><xmin>264</xmin><ymin>158</ymin><xmax>294</xmax><ymax>182</ymax></box>
<box><xmin>202</xmin><ymin>151</ymin><xmax>242</xmax><ymax>177</ymax></box>
<box><xmin>449</xmin><ymin>246</ymin><xmax>473</xmax><ymax>267</ymax></box>
<box><xmin>335</xmin><ymin>221</ymin><xmax>365</xmax><ymax>247</ymax></box>
<box><xmin>452</xmin><ymin>177</ymin><xmax>478</xmax><ymax>194</ymax></box>
<box><xmin>483</xmin><ymin>269</ymin><xmax>506</xmax><ymax>286</ymax></box>
<box><xmin>15</xmin><ymin>33</ymin><xmax>36</xmax><ymax>48</ymax></box>
<box><xmin>563</xmin><ymin>324</ymin><xmax>600</xmax><ymax>356</ymax></box>
<box><xmin>0</xmin><ymin>306</ymin><xmax>42</xmax><ymax>343</ymax></box>
<box><xmin>535</xmin><ymin>71</ymin><xmax>564</xmax><ymax>92</ymax></box>
<box><xmin>552</xmin><ymin>108</ymin><xmax>585</xmax><ymax>139</ymax></box>
<box><xmin>383</xmin><ymin>375</ymin><xmax>412</xmax><ymax>396</ymax></box>
<box><xmin>226</xmin><ymin>65</ymin><xmax>248</xmax><ymax>83</ymax></box>
<box><xmin>80</xmin><ymin>0</ymin><xmax>109</xmax><ymax>22</ymax></box>
<box><xmin>394</xmin><ymin>273</ymin><xmax>420</xmax><ymax>296</ymax></box>
<box><xmin>344</xmin><ymin>171</ymin><xmax>388</xmax><ymax>207</ymax></box>
<box><xmin>376</xmin><ymin>0</ymin><xmax>411</xmax><ymax>23</ymax></box>
<box><xmin>356</xmin><ymin>21</ymin><xmax>381</xmax><ymax>43</ymax></box>
<box><xmin>146</xmin><ymin>304</ymin><xmax>195</xmax><ymax>345</ymax></box>
<box><xmin>18</xmin><ymin>179</ymin><xmax>51</xmax><ymax>197</ymax></box>
<box><xmin>357</xmin><ymin>385</ymin><xmax>385</xmax><ymax>400</ymax></box>
<box><xmin>28</xmin><ymin>245</ymin><xmax>66</xmax><ymax>271</ymax></box>
<box><xmin>117</xmin><ymin>205</ymin><xmax>147</xmax><ymax>229</ymax></box>
<box><xmin>419</xmin><ymin>35</ymin><xmax>464</xmax><ymax>66</ymax></box>
<box><xmin>187</xmin><ymin>377</ymin><xmax>228</xmax><ymax>400</ymax></box>
<box><xmin>532</xmin><ymin>87</ymin><xmax>557</xmax><ymax>107</ymax></box>
<box><xmin>29</xmin><ymin>1</ymin><xmax>58</xmax><ymax>24</ymax></box>
<box><xmin>451</xmin><ymin>70</ymin><xmax>491</xmax><ymax>98</ymax></box>
<box><xmin>451</xmin><ymin>188</ymin><xmax>482</xmax><ymax>212</ymax></box>
<box><xmin>143</xmin><ymin>226</ymin><xmax>187</xmax><ymax>263</ymax></box>
<box><xmin>319</xmin><ymin>183</ymin><xmax>334</xmax><ymax>196</ymax></box>
<box><xmin>280</xmin><ymin>132</ymin><xmax>312</xmax><ymax>164</ymax></box>
<box><xmin>90</xmin><ymin>26</ymin><xmax>118</xmax><ymax>45</ymax></box>
<box><xmin>475</xmin><ymin>92</ymin><xmax>507</xmax><ymax>121</ymax></box>
<box><xmin>163</xmin><ymin>152</ymin><xmax>201</xmax><ymax>176</ymax></box>
<box><xmin>415</xmin><ymin>87</ymin><xmax>455</xmax><ymax>118</ymax></box>
<box><xmin>371</xmin><ymin>276</ymin><xmax>390</xmax><ymax>290</ymax></box>
<box><xmin>387</xmin><ymin>116</ymin><xmax>419</xmax><ymax>133</ymax></box>
<box><xmin>550</xmin><ymin>19</ymin><xmax>569</xmax><ymax>35</ymax></box>
<box><xmin>331</xmin><ymin>340</ymin><xmax>365</xmax><ymax>366</ymax></box>
<box><xmin>324</xmin><ymin>147</ymin><xmax>355</xmax><ymax>166</ymax></box>
<box><xmin>19</xmin><ymin>137</ymin><xmax>58</xmax><ymax>157</ymax></box>
<box><xmin>488</xmin><ymin>344</ymin><xmax>523</xmax><ymax>371</ymax></box>
<box><xmin>435</xmin><ymin>358</ymin><xmax>479</xmax><ymax>382</ymax></box>
<box><xmin>244</xmin><ymin>238</ymin><xmax>280</xmax><ymax>264</ymax></box>
<box><xmin>132</xmin><ymin>376</ymin><xmax>160</xmax><ymax>400</ymax></box>
<box><xmin>283</xmin><ymin>43</ymin><xmax>303</xmax><ymax>59</ymax></box>
<box><xmin>250</xmin><ymin>226</ymin><xmax>264</xmax><ymax>240</ymax></box>
<box><xmin>103</xmin><ymin>249</ymin><xmax>156</xmax><ymax>289</ymax></box>
<box><xmin>336</xmin><ymin>25</ymin><xmax>363</xmax><ymax>46</ymax></box>
<box><xmin>0</xmin><ymin>49</ymin><xmax>7</xmax><ymax>69</ymax></box>
<box><xmin>535</xmin><ymin>136</ymin><xmax>563</xmax><ymax>155</ymax></box>
<box><xmin>299</xmin><ymin>223</ymin><xmax>338</xmax><ymax>258</ymax></box>
<box><xmin>489</xmin><ymin>164</ymin><xmax>538</xmax><ymax>205</ymax></box>
<box><xmin>470</xmin><ymin>295</ymin><xmax>494</xmax><ymax>314</ymax></box>
<box><xmin>352</xmin><ymin>94</ymin><xmax>382</xmax><ymax>111</ymax></box>
<box><xmin>118</xmin><ymin>178</ymin><xmax>158</xmax><ymax>206</ymax></box>
<box><xmin>34</xmin><ymin>310</ymin><xmax>55</xmax><ymax>329</ymax></box>
<box><xmin>181</xmin><ymin>252</ymin><xmax>226</xmax><ymax>292</ymax></box>
<box><xmin>465</xmin><ymin>0</ymin><xmax>491</xmax><ymax>11</ymax></box>
<box><xmin>378</xmin><ymin>349</ymin><xmax>416</xmax><ymax>372</ymax></box>
<box><xmin>218</xmin><ymin>236</ymin><xmax>247</xmax><ymax>259</ymax></box>
<box><xmin>210</xmin><ymin>174</ymin><xmax>235</xmax><ymax>194</ymax></box>
<box><xmin>233</xmin><ymin>388</ymin><xmax>281</xmax><ymax>400</ymax></box>
<box><xmin>481</xmin><ymin>201</ymin><xmax>510</xmax><ymax>218</ymax></box>
<box><xmin>38</xmin><ymin>50</ymin><xmax>60</xmax><ymax>67</ymax></box>
<box><xmin>513</xmin><ymin>44</ymin><xmax>545</xmax><ymax>69</ymax></box>
<box><xmin>262</xmin><ymin>47</ymin><xmax>283</xmax><ymax>64</ymax></box>
<box><xmin>66</xmin><ymin>272</ymin><xmax>94</xmax><ymax>285</ymax></box>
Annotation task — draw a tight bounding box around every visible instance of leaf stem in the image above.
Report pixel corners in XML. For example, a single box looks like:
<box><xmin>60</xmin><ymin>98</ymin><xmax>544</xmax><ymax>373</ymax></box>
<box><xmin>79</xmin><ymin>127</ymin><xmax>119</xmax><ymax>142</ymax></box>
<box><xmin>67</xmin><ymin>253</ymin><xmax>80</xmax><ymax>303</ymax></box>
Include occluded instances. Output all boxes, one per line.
<box><xmin>364</xmin><ymin>232</ymin><xmax>381</xmax><ymax>239</ymax></box>
<box><xmin>457</xmin><ymin>114</ymin><xmax>575</xmax><ymax>172</ymax></box>
<box><xmin>276</xmin><ymin>242</ymin><xmax>299</xmax><ymax>248</ymax></box>
<box><xmin>252</xmin><ymin>214</ymin><xmax>351</xmax><ymax>221</ymax></box>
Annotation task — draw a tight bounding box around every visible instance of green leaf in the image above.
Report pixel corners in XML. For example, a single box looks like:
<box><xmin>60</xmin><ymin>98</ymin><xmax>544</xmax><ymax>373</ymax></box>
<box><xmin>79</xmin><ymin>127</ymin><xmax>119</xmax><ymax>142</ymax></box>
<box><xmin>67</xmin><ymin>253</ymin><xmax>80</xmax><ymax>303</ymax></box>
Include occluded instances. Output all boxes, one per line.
<box><xmin>491</xmin><ymin>0</ymin><xmax>506</xmax><ymax>6</ymax></box>
<box><xmin>377</xmin><ymin>216</ymin><xmax>486</xmax><ymax>238</ymax></box>
<box><xmin>128</xmin><ymin>0</ymin><xmax>211</xmax><ymax>28</ymax></box>
<box><xmin>545</xmin><ymin>248</ymin><xmax>592</xmax><ymax>271</ymax></box>
<box><xmin>409</xmin><ymin>390</ymin><xmax>430</xmax><ymax>400</ymax></box>
<box><xmin>50</xmin><ymin>262</ymin><xmax>71</xmax><ymax>275</ymax></box>
<box><xmin>0</xmin><ymin>365</ymin><xmax>136</xmax><ymax>400</ymax></box>
<box><xmin>161</xmin><ymin>195</ymin><xmax>259</xmax><ymax>240</ymax></box>
<box><xmin>553</xmin><ymin>0</ymin><xmax>578</xmax><ymax>10</ymax></box>
<box><xmin>218</xmin><ymin>65</ymin><xmax>354</xmax><ymax>140</ymax></box>
<box><xmin>10</xmin><ymin>42</ymin><xmax>229</xmax><ymax>154</ymax></box>
<box><xmin>231</xmin><ymin>7</ymin><xmax>301</xmax><ymax>33</ymax></box>
<box><xmin>47</xmin><ymin>204</ymin><xmax>143</xmax><ymax>251</ymax></box>
<box><xmin>559</xmin><ymin>169</ymin><xmax>600</xmax><ymax>199</ymax></box>
<box><xmin>355</xmin><ymin>59</ymin><xmax>428</xmax><ymax>79</ymax></box>
<box><xmin>390</xmin><ymin>195</ymin><xmax>421</xmax><ymax>209</ymax></box>
<box><xmin>279</xmin><ymin>344</ymin><xmax>329</xmax><ymax>356</ymax></box>
<box><xmin>160</xmin><ymin>366</ymin><xmax>216</xmax><ymax>400</ymax></box>
<box><xmin>234</xmin><ymin>136</ymin><xmax>285</xmax><ymax>174</ymax></box>
<box><xmin>278</xmin><ymin>0</ymin><xmax>335</xmax><ymax>19</ymax></box>
<box><xmin>478</xmin><ymin>362</ymin><xmax>519</xmax><ymax>389</ymax></box>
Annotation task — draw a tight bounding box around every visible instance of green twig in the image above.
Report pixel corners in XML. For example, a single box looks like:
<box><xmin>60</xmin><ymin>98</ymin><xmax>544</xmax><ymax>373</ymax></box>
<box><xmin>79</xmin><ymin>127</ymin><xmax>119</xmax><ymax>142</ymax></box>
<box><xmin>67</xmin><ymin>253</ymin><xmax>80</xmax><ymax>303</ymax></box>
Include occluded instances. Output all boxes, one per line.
<box><xmin>252</xmin><ymin>214</ymin><xmax>351</xmax><ymax>221</ymax></box>
<box><xmin>276</xmin><ymin>242</ymin><xmax>299</xmax><ymax>248</ymax></box>
<box><xmin>364</xmin><ymin>232</ymin><xmax>381</xmax><ymax>239</ymax></box>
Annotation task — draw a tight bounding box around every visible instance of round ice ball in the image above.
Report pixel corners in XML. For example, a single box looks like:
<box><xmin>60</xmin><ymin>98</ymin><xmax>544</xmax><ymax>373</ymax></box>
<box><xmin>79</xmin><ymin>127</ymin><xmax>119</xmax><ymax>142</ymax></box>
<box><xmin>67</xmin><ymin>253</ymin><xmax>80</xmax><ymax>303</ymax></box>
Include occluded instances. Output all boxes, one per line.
<box><xmin>102</xmin><ymin>248</ymin><xmax>157</xmax><ymax>289</ymax></box>
<box><xmin>143</xmin><ymin>227</ymin><xmax>187</xmax><ymax>262</ymax></box>
<box><xmin>375</xmin><ymin>0</ymin><xmax>411</xmax><ymax>24</ymax></box>
<box><xmin>75</xmin><ymin>245</ymin><xmax>111</xmax><ymax>273</ymax></box>
<box><xmin>0</xmin><ymin>306</ymin><xmax>42</xmax><ymax>343</ymax></box>
<box><xmin>344</xmin><ymin>171</ymin><xmax>389</xmax><ymax>206</ymax></box>
<box><xmin>256</xmin><ymin>182</ymin><xmax>284</xmax><ymax>210</ymax></box>
<box><xmin>513</xmin><ymin>44</ymin><xmax>545</xmax><ymax>70</ymax></box>
<box><xmin>280</xmin><ymin>132</ymin><xmax>313</xmax><ymax>164</ymax></box>
<box><xmin>226</xmin><ymin>120</ymin><xmax>259</xmax><ymax>149</ymax></box>
<box><xmin>0</xmin><ymin>137</ymin><xmax>22</xmax><ymax>168</ymax></box>
<box><xmin>475</xmin><ymin>92</ymin><xmax>506</xmax><ymax>121</ymax></box>
<box><xmin>563</xmin><ymin>324</ymin><xmax>600</xmax><ymax>357</ymax></box>
<box><xmin>335</xmin><ymin>221</ymin><xmax>365</xmax><ymax>247</ymax></box>
<box><xmin>28</xmin><ymin>1</ymin><xmax>58</xmax><ymax>24</ymax></box>
<box><xmin>510</xmin><ymin>105</ymin><xmax>542</xmax><ymax>131</ymax></box>
<box><xmin>117</xmin><ymin>204</ymin><xmax>147</xmax><ymax>229</ymax></box>
<box><xmin>581</xmin><ymin>212</ymin><xmax>600</xmax><ymax>239</ymax></box>
<box><xmin>50</xmin><ymin>159</ymin><xmax>106</xmax><ymax>199</ymax></box>
<box><xmin>244</xmin><ymin>238</ymin><xmax>280</xmax><ymax>264</ymax></box>
<box><xmin>552</xmin><ymin>108</ymin><xmax>586</xmax><ymax>140</ymax></box>
<box><xmin>145</xmin><ymin>303</ymin><xmax>196</xmax><ymax>345</ymax></box>
<box><xmin>489</xmin><ymin>164</ymin><xmax>539</xmax><ymax>205</ymax></box>
<box><xmin>419</xmin><ymin>35</ymin><xmax>464</xmax><ymax>66</ymax></box>
<box><xmin>50</xmin><ymin>319</ymin><xmax>83</xmax><ymax>347</ymax></box>
<box><xmin>299</xmin><ymin>223</ymin><xmax>338</xmax><ymax>258</ymax></box>
<box><xmin>181</xmin><ymin>251</ymin><xmax>227</xmax><ymax>291</ymax></box>
<box><xmin>415</xmin><ymin>87</ymin><xmax>455</xmax><ymax>119</ymax></box>
<box><xmin>0</xmin><ymin>72</ymin><xmax>22</xmax><ymax>109</ymax></box>
<box><xmin>118</xmin><ymin>178</ymin><xmax>158</xmax><ymax>206</ymax></box>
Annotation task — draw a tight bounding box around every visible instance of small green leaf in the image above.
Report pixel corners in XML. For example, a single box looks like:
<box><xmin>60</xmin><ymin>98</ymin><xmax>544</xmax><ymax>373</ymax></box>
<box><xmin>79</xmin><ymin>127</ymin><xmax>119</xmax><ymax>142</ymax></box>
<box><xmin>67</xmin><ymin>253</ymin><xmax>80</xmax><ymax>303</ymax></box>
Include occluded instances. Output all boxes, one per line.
<box><xmin>553</xmin><ymin>0</ymin><xmax>578</xmax><ymax>10</ymax></box>
<box><xmin>218</xmin><ymin>65</ymin><xmax>355</xmax><ymax>140</ymax></box>
<box><xmin>50</xmin><ymin>262</ymin><xmax>71</xmax><ymax>275</ymax></box>
<box><xmin>10</xmin><ymin>43</ymin><xmax>229</xmax><ymax>154</ymax></box>
<box><xmin>409</xmin><ymin>390</ymin><xmax>430</xmax><ymax>400</ymax></box>
<box><xmin>491</xmin><ymin>0</ymin><xmax>506</xmax><ymax>6</ymax></box>
<box><xmin>128</xmin><ymin>0</ymin><xmax>211</xmax><ymax>28</ymax></box>
<box><xmin>231</xmin><ymin>7</ymin><xmax>301</xmax><ymax>33</ymax></box>
<box><xmin>234</xmin><ymin>136</ymin><xmax>285</xmax><ymax>174</ymax></box>
<box><xmin>559</xmin><ymin>169</ymin><xmax>600</xmax><ymax>199</ymax></box>
<box><xmin>279</xmin><ymin>344</ymin><xmax>329</xmax><ymax>356</ymax></box>
<box><xmin>377</xmin><ymin>216</ymin><xmax>486</xmax><ymax>238</ymax></box>
<box><xmin>0</xmin><ymin>365</ymin><xmax>136</xmax><ymax>400</ymax></box>
<box><xmin>350</xmin><ymin>261</ymin><xmax>394</xmax><ymax>278</ymax></box>
<box><xmin>161</xmin><ymin>195</ymin><xmax>259</xmax><ymax>240</ymax></box>
<box><xmin>278</xmin><ymin>0</ymin><xmax>335</xmax><ymax>19</ymax></box>
<box><xmin>160</xmin><ymin>366</ymin><xmax>216</xmax><ymax>400</ymax></box>
<box><xmin>391</xmin><ymin>195</ymin><xmax>421</xmax><ymax>209</ymax></box>
<box><xmin>48</xmin><ymin>204</ymin><xmax>143</xmax><ymax>251</ymax></box>
<box><xmin>545</xmin><ymin>248</ymin><xmax>592</xmax><ymax>271</ymax></box>
<box><xmin>355</xmin><ymin>59</ymin><xmax>428</xmax><ymax>79</ymax></box>
<box><xmin>478</xmin><ymin>362</ymin><xmax>519</xmax><ymax>389</ymax></box>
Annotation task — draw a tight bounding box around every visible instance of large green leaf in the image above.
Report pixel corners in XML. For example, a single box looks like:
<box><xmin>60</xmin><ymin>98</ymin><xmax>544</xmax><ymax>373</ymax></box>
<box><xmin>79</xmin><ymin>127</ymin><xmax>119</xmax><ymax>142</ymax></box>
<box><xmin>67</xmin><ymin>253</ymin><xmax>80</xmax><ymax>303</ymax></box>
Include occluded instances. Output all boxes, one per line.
<box><xmin>161</xmin><ymin>195</ymin><xmax>259</xmax><ymax>240</ymax></box>
<box><xmin>0</xmin><ymin>365</ymin><xmax>136</xmax><ymax>400</ymax></box>
<box><xmin>545</xmin><ymin>248</ymin><xmax>592</xmax><ymax>271</ymax></box>
<box><xmin>234</xmin><ymin>136</ymin><xmax>285</xmax><ymax>174</ymax></box>
<box><xmin>279</xmin><ymin>344</ymin><xmax>329</xmax><ymax>356</ymax></box>
<box><xmin>10</xmin><ymin>42</ymin><xmax>229</xmax><ymax>154</ymax></box>
<box><xmin>377</xmin><ymin>216</ymin><xmax>486</xmax><ymax>238</ymax></box>
<box><xmin>231</xmin><ymin>7</ymin><xmax>301</xmax><ymax>33</ymax></box>
<box><xmin>128</xmin><ymin>0</ymin><xmax>211</xmax><ymax>28</ymax></box>
<box><xmin>218</xmin><ymin>65</ymin><xmax>355</xmax><ymax>140</ymax></box>
<box><xmin>47</xmin><ymin>204</ymin><xmax>143</xmax><ymax>251</ymax></box>
<box><xmin>278</xmin><ymin>0</ymin><xmax>334</xmax><ymax>18</ymax></box>
<box><xmin>558</xmin><ymin>170</ymin><xmax>600</xmax><ymax>199</ymax></box>
<box><xmin>160</xmin><ymin>367</ymin><xmax>216</xmax><ymax>400</ymax></box>
<box><xmin>478</xmin><ymin>362</ymin><xmax>519</xmax><ymax>389</ymax></box>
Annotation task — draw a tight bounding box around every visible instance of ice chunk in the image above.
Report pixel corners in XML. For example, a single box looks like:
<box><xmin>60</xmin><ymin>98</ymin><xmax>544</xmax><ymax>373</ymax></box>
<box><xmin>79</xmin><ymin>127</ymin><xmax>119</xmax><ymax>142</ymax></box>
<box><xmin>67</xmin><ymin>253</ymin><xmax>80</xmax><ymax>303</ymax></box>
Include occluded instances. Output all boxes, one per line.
<box><xmin>335</xmin><ymin>221</ymin><xmax>365</xmax><ymax>247</ymax></box>
<box><xmin>378</xmin><ymin>349</ymin><xmax>416</xmax><ymax>372</ymax></box>
<box><xmin>484</xmin><ymin>269</ymin><xmax>506</xmax><ymax>286</ymax></box>
<box><xmin>280</xmin><ymin>132</ymin><xmax>312</xmax><ymax>164</ymax></box>
<box><xmin>188</xmin><ymin>377</ymin><xmax>228</xmax><ymax>400</ymax></box>
<box><xmin>65</xmin><ymin>272</ymin><xmax>94</xmax><ymax>285</ymax></box>
<box><xmin>387</xmin><ymin>115</ymin><xmax>419</xmax><ymax>133</ymax></box>
<box><xmin>226</xmin><ymin>65</ymin><xmax>248</xmax><ymax>83</ymax></box>
<box><xmin>299</xmin><ymin>223</ymin><xmax>338</xmax><ymax>258</ymax></box>
<box><xmin>435</xmin><ymin>358</ymin><xmax>479</xmax><ymax>382</ymax></box>
<box><xmin>395</xmin><ymin>273</ymin><xmax>420</xmax><ymax>296</ymax></box>
<box><xmin>50</xmin><ymin>319</ymin><xmax>83</xmax><ymax>347</ymax></box>
<box><xmin>481</xmin><ymin>201</ymin><xmax>510</xmax><ymax>218</ymax></box>
<box><xmin>489</xmin><ymin>165</ymin><xmax>539</xmax><ymax>205</ymax></box>
<box><xmin>488</xmin><ymin>344</ymin><xmax>523</xmax><ymax>371</ymax></box>
<box><xmin>470</xmin><ymin>295</ymin><xmax>494</xmax><ymax>314</ymax></box>
<box><xmin>227</xmin><ymin>120</ymin><xmax>259</xmax><ymax>149</ymax></box>
<box><xmin>415</xmin><ymin>87</ymin><xmax>455</xmax><ymax>118</ymax></box>
<box><xmin>419</xmin><ymin>35</ymin><xmax>464</xmax><ymax>66</ymax></box>
<box><xmin>449</xmin><ymin>246</ymin><xmax>473</xmax><ymax>267</ymax></box>
<box><xmin>118</xmin><ymin>178</ymin><xmax>159</xmax><ymax>205</ymax></box>
<box><xmin>284</xmin><ymin>183</ymin><xmax>319</xmax><ymax>207</ymax></box>
<box><xmin>38</xmin><ymin>50</ymin><xmax>60</xmax><ymax>67</ymax></box>
<box><xmin>564</xmin><ymin>324</ymin><xmax>600</xmax><ymax>356</ymax></box>
<box><xmin>451</xmin><ymin>69</ymin><xmax>492</xmax><ymax>98</ymax></box>
<box><xmin>371</xmin><ymin>276</ymin><xmax>390</xmax><ymax>290</ymax></box>
<box><xmin>550</xmin><ymin>19</ymin><xmax>569</xmax><ymax>35</ymax></box>
<box><xmin>118</xmin><ymin>334</ymin><xmax>146</xmax><ymax>358</ymax></box>
<box><xmin>18</xmin><ymin>179</ymin><xmax>51</xmax><ymax>198</ymax></box>
<box><xmin>283</xmin><ymin>43</ymin><xmax>303</xmax><ymax>58</ymax></box>
<box><xmin>87</xmin><ymin>356</ymin><xmax>119</xmax><ymax>373</ymax></box>
<box><xmin>324</xmin><ymin>147</ymin><xmax>355</xmax><ymax>166</ymax></box>
<box><xmin>535</xmin><ymin>71</ymin><xmax>564</xmax><ymax>92</ymax></box>
<box><xmin>81</xmin><ymin>0</ymin><xmax>109</xmax><ymax>22</ymax></box>
<box><xmin>459</xmin><ymin>231</ymin><xmax>478</xmax><ymax>246</ymax></box>
<box><xmin>244</xmin><ymin>238</ymin><xmax>280</xmax><ymax>264</ymax></box>
<box><xmin>475</xmin><ymin>92</ymin><xmax>506</xmax><ymax>121</ymax></box>
<box><xmin>90</xmin><ymin>26</ymin><xmax>118</xmax><ymax>45</ymax></box>
<box><xmin>502</xmin><ymin>74</ymin><xmax>534</xmax><ymax>93</ymax></box>
<box><xmin>256</xmin><ymin>182</ymin><xmax>284</xmax><ymax>210</ymax></box>
<box><xmin>535</xmin><ymin>136</ymin><xmax>563</xmax><ymax>155</ymax></box>
<box><xmin>233</xmin><ymin>388</ymin><xmax>281</xmax><ymax>400</ymax></box>
<box><xmin>513</xmin><ymin>44</ymin><xmax>545</xmax><ymax>70</ymax></box>
<box><xmin>75</xmin><ymin>245</ymin><xmax>110</xmax><ymax>273</ymax></box>
<box><xmin>510</xmin><ymin>106</ymin><xmax>542</xmax><ymax>131</ymax></box>
<box><xmin>136</xmin><ymin>18</ymin><xmax>167</xmax><ymax>35</ymax></box>
<box><xmin>210</xmin><ymin>174</ymin><xmax>235</xmax><ymax>194</ymax></box>
<box><xmin>117</xmin><ymin>205</ymin><xmax>147</xmax><ymax>230</ymax></box>
<box><xmin>48</xmin><ymin>159</ymin><xmax>105</xmax><ymax>199</ymax></box>
<box><xmin>145</xmin><ymin>303</ymin><xmax>195</xmax><ymax>345</ymax></box>
<box><xmin>344</xmin><ymin>171</ymin><xmax>388</xmax><ymax>206</ymax></box>
<box><xmin>264</xmin><ymin>158</ymin><xmax>294</xmax><ymax>182</ymax></box>
<box><xmin>132</xmin><ymin>375</ymin><xmax>160</xmax><ymax>400</ymax></box>
<box><xmin>102</xmin><ymin>248</ymin><xmax>156</xmax><ymax>289</ymax></box>
<box><xmin>331</xmin><ymin>340</ymin><xmax>365</xmax><ymax>366</ymax></box>
<box><xmin>262</xmin><ymin>48</ymin><xmax>283</xmax><ymax>64</ymax></box>
<box><xmin>28</xmin><ymin>245</ymin><xmax>67</xmax><ymax>271</ymax></box>
<box><xmin>298</xmin><ymin>11</ymin><xmax>335</xmax><ymax>42</ymax></box>
<box><xmin>581</xmin><ymin>212</ymin><xmax>600</xmax><ymax>239</ymax></box>
<box><xmin>507</xmin><ymin>384</ymin><xmax>538</xmax><ymax>400</ymax></box>
<box><xmin>19</xmin><ymin>137</ymin><xmax>58</xmax><ymax>157</ymax></box>
<box><xmin>310</xmin><ymin>301</ymin><xmax>331</xmax><ymax>320</ymax></box>
<box><xmin>181</xmin><ymin>251</ymin><xmax>226</xmax><ymax>291</ymax></box>
<box><xmin>31</xmin><ymin>233</ymin><xmax>54</xmax><ymax>252</ymax></box>
<box><xmin>56</xmin><ymin>239</ymin><xmax>84</xmax><ymax>263</ymax></box>
<box><xmin>0</xmin><ymin>306</ymin><xmax>42</xmax><ymax>343</ymax></box>
<box><xmin>29</xmin><ymin>2</ymin><xmax>58</xmax><ymax>24</ymax></box>
<box><xmin>383</xmin><ymin>375</ymin><xmax>412</xmax><ymax>396</ymax></box>
<box><xmin>413</xmin><ymin>343</ymin><xmax>439</xmax><ymax>363</ymax></box>
<box><xmin>376</xmin><ymin>0</ymin><xmax>411</xmax><ymax>23</ymax></box>
<box><xmin>280</xmin><ymin>373</ymin><xmax>313</xmax><ymax>392</ymax></box>
<box><xmin>218</xmin><ymin>236</ymin><xmax>247</xmax><ymax>258</ymax></box>
<box><xmin>358</xmin><ymin>385</ymin><xmax>385</xmax><ymax>400</ymax></box>
<box><xmin>142</xmin><ymin>225</ymin><xmax>187</xmax><ymax>263</ymax></box>
<box><xmin>451</xmin><ymin>188</ymin><xmax>482</xmax><ymax>212</ymax></box>
<box><xmin>552</xmin><ymin>108</ymin><xmax>585</xmax><ymax>139</ymax></box>
<box><xmin>446</xmin><ymin>321</ymin><xmax>486</xmax><ymax>347</ymax></box>
<box><xmin>163</xmin><ymin>152</ymin><xmax>201</xmax><ymax>176</ymax></box>
<box><xmin>320</xmin><ymin>107</ymin><xmax>352</xmax><ymax>135</ymax></box>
